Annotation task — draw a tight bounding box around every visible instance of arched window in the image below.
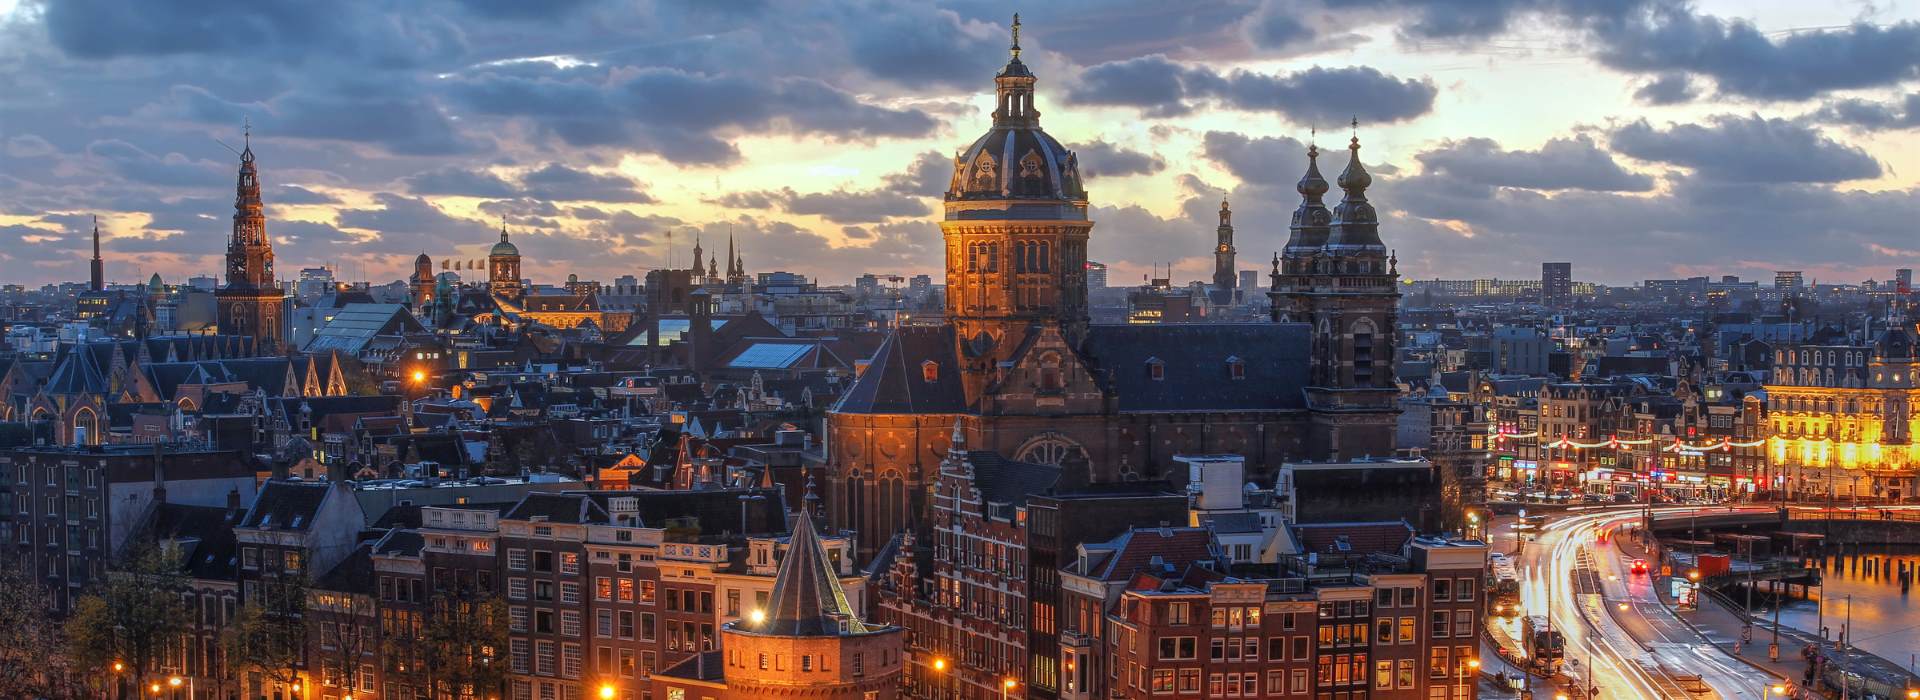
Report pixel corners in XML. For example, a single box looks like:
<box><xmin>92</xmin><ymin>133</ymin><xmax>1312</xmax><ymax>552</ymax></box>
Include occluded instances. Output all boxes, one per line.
<box><xmin>1038</xmin><ymin>242</ymin><xmax>1050</xmax><ymax>272</ymax></box>
<box><xmin>1226</xmin><ymin>356</ymin><xmax>1245</xmax><ymax>380</ymax></box>
<box><xmin>1038</xmin><ymin>352</ymin><xmax>1064</xmax><ymax>392</ymax></box>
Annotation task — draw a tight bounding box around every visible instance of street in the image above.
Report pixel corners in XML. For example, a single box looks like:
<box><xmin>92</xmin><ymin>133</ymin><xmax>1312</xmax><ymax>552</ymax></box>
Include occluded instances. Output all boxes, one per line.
<box><xmin>1493</xmin><ymin>507</ymin><xmax>1783</xmax><ymax>699</ymax></box>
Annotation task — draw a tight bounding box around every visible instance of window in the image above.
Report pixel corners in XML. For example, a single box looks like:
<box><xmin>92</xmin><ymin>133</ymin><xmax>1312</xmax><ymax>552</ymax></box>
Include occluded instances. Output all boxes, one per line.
<box><xmin>1227</xmin><ymin>357</ymin><xmax>1245</xmax><ymax>380</ymax></box>
<box><xmin>508</xmin><ymin>549</ymin><xmax>528</xmax><ymax>571</ymax></box>
<box><xmin>1376</xmin><ymin>588</ymin><xmax>1393</xmax><ymax>608</ymax></box>
<box><xmin>1146</xmin><ymin>358</ymin><xmax>1165</xmax><ymax>381</ymax></box>
<box><xmin>509</xmin><ymin>606</ymin><xmax>529</xmax><ymax>632</ymax></box>
<box><xmin>1431</xmin><ymin>611</ymin><xmax>1450</xmax><ymax>638</ymax></box>
<box><xmin>617</xmin><ymin>611</ymin><xmax>634</xmax><ymax>639</ymax></box>
<box><xmin>1167</xmin><ymin>602</ymin><xmax>1189</xmax><ymax>625</ymax></box>
<box><xmin>1396</xmin><ymin>659</ymin><xmax>1416</xmax><ymax>689</ymax></box>
<box><xmin>535</xmin><ymin>641</ymin><xmax>555</xmax><ymax>676</ymax></box>
<box><xmin>1453</xmin><ymin>610</ymin><xmax>1474</xmax><ymax>638</ymax></box>
<box><xmin>1374</xmin><ymin>618</ymin><xmax>1393</xmax><ymax>643</ymax></box>
<box><xmin>1429</xmin><ymin>646</ymin><xmax>1450</xmax><ymax>678</ymax></box>
<box><xmin>1398</xmin><ymin>587</ymin><xmax>1417</xmax><ymax>607</ymax></box>
<box><xmin>1456</xmin><ymin>578</ymin><xmax>1475</xmax><ymax>602</ymax></box>
<box><xmin>1398</xmin><ymin>617</ymin><xmax>1416</xmax><ymax>644</ymax></box>
<box><xmin>1151</xmin><ymin>669</ymin><xmax>1175</xmax><ymax>694</ymax></box>
<box><xmin>595</xmin><ymin>609</ymin><xmax>612</xmax><ymax>637</ymax></box>
<box><xmin>596</xmin><ymin>577</ymin><xmax>612</xmax><ymax>601</ymax></box>
<box><xmin>1290</xmin><ymin>669</ymin><xmax>1307</xmax><ymax>695</ymax></box>
<box><xmin>534</xmin><ymin>551</ymin><xmax>553</xmax><ymax>572</ymax></box>
<box><xmin>560</xmin><ymin>552</ymin><xmax>580</xmax><ymax>575</ymax></box>
<box><xmin>618</xmin><ymin>578</ymin><xmax>635</xmax><ymax>602</ymax></box>
<box><xmin>561</xmin><ymin>610</ymin><xmax>581</xmax><ymax>637</ymax></box>
<box><xmin>1432</xmin><ymin>578</ymin><xmax>1451</xmax><ymax>602</ymax></box>
<box><xmin>1156</xmin><ymin>636</ymin><xmax>1197</xmax><ymax>660</ymax></box>
<box><xmin>1375</xmin><ymin>660</ymin><xmax>1392</xmax><ymax>689</ymax></box>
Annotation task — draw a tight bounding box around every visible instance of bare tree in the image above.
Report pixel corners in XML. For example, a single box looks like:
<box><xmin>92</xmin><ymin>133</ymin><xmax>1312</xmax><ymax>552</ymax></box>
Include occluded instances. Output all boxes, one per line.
<box><xmin>222</xmin><ymin>572</ymin><xmax>310</xmax><ymax>693</ymax></box>
<box><xmin>423</xmin><ymin>593</ymin><xmax>510</xmax><ymax>699</ymax></box>
<box><xmin>309</xmin><ymin>587</ymin><xmax>380</xmax><ymax>697</ymax></box>
<box><xmin>0</xmin><ymin>553</ymin><xmax>69</xmax><ymax>697</ymax></box>
<box><xmin>66</xmin><ymin>542</ymin><xmax>194</xmax><ymax>697</ymax></box>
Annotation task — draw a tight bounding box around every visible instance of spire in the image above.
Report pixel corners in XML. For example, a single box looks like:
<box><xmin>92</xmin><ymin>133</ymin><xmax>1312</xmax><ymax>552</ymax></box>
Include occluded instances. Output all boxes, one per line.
<box><xmin>499</xmin><ymin>217</ymin><xmax>509</xmax><ymax>244</ymax></box>
<box><xmin>692</xmin><ymin>231</ymin><xmax>704</xmax><ymax>271</ymax></box>
<box><xmin>992</xmin><ymin>13</ymin><xmax>1039</xmax><ymax>127</ymax></box>
<box><xmin>1336</xmin><ymin>117</ymin><xmax>1371</xmax><ymax>197</ymax></box>
<box><xmin>1284</xmin><ymin>139</ymin><xmax>1333</xmax><ymax>256</ymax></box>
<box><xmin>726</xmin><ymin>230</ymin><xmax>736</xmax><ymax>278</ymax></box>
<box><xmin>90</xmin><ymin>215</ymin><xmax>104</xmax><ymax>292</ymax></box>
<box><xmin>1219</xmin><ymin>200</ymin><xmax>1231</xmax><ymax>228</ymax></box>
<box><xmin>751</xmin><ymin>509</ymin><xmax>867</xmax><ymax>636</ymax></box>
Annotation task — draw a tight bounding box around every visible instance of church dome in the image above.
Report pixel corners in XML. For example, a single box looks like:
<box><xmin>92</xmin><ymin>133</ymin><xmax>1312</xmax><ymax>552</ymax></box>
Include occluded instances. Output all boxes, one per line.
<box><xmin>490</xmin><ymin>226</ymin><xmax>519</xmax><ymax>257</ymax></box>
<box><xmin>1876</xmin><ymin>324</ymin><xmax>1914</xmax><ymax>361</ymax></box>
<box><xmin>944</xmin><ymin>15</ymin><xmax>1086</xmax><ymax>222</ymax></box>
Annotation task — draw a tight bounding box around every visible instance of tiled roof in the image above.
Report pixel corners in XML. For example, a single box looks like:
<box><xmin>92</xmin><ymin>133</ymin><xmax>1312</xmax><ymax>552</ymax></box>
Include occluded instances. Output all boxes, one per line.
<box><xmin>1089</xmin><ymin>527</ymin><xmax>1220</xmax><ymax>583</ymax></box>
<box><xmin>1293</xmin><ymin>521</ymin><xmax>1414</xmax><ymax>556</ymax></box>
<box><xmin>832</xmin><ymin>325</ymin><xmax>966</xmax><ymax>414</ymax></box>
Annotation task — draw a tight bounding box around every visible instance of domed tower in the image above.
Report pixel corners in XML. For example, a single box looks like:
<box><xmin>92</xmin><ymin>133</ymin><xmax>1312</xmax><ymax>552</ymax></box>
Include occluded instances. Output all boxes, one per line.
<box><xmin>488</xmin><ymin>223</ymin><xmax>522</xmax><ymax>303</ymax></box>
<box><xmin>943</xmin><ymin>14</ymin><xmax>1091</xmax><ymax>395</ymax></box>
<box><xmin>707</xmin><ymin>514</ymin><xmax>904</xmax><ymax>699</ymax></box>
<box><xmin>1268</xmin><ymin>126</ymin><xmax>1402</xmax><ymax>460</ymax></box>
<box><xmin>215</xmin><ymin>130</ymin><xmax>284</xmax><ymax>354</ymax></box>
<box><xmin>411</xmin><ymin>253</ymin><xmax>434</xmax><ymax>310</ymax></box>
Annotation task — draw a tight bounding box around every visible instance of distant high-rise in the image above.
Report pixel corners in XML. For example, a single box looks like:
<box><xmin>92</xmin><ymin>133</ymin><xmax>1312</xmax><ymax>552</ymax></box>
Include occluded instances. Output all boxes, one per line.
<box><xmin>1541</xmin><ymin>261</ymin><xmax>1572</xmax><ymax>308</ymax></box>
<box><xmin>1775</xmin><ymin>270</ymin><xmax>1805</xmax><ymax>290</ymax></box>
<box><xmin>1897</xmin><ymin>268</ymin><xmax>1913</xmax><ymax>295</ymax></box>
<box><xmin>1085</xmin><ymin>260</ymin><xmax>1108</xmax><ymax>289</ymax></box>
<box><xmin>215</xmin><ymin>135</ymin><xmax>284</xmax><ymax>353</ymax></box>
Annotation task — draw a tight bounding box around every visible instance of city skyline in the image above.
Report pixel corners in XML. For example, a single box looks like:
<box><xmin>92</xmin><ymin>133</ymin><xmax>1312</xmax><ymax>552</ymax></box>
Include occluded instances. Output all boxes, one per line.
<box><xmin>5</xmin><ymin>1</ymin><xmax>1920</xmax><ymax>288</ymax></box>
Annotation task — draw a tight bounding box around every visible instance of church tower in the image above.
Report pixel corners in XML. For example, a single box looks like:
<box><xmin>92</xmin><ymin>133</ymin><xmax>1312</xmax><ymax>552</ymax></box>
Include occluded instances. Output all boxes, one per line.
<box><xmin>488</xmin><ymin>223</ymin><xmax>522</xmax><ymax>303</ymax></box>
<box><xmin>215</xmin><ymin>135</ymin><xmax>284</xmax><ymax>354</ymax></box>
<box><xmin>1211</xmin><ymin>200</ymin><xmax>1236</xmax><ymax>304</ymax></box>
<box><xmin>410</xmin><ymin>253</ymin><xmax>434</xmax><ymax>310</ymax></box>
<box><xmin>90</xmin><ymin>216</ymin><xmax>104</xmax><ymax>292</ymax></box>
<box><xmin>942</xmin><ymin>14</ymin><xmax>1091</xmax><ymax>398</ymax></box>
<box><xmin>1270</xmin><ymin>128</ymin><xmax>1401</xmax><ymax>459</ymax></box>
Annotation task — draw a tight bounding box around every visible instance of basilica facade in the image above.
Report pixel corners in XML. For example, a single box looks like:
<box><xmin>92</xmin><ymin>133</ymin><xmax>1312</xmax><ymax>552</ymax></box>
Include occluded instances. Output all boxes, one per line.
<box><xmin>822</xmin><ymin>23</ymin><xmax>1402</xmax><ymax>558</ymax></box>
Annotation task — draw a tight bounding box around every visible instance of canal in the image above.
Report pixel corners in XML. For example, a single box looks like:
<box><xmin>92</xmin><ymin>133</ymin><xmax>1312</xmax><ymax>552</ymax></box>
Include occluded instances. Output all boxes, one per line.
<box><xmin>1758</xmin><ymin>546</ymin><xmax>1920</xmax><ymax>674</ymax></box>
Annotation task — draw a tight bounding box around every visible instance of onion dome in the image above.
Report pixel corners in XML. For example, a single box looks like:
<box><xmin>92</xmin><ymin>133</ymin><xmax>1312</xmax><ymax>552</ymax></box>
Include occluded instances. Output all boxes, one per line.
<box><xmin>1324</xmin><ymin>130</ymin><xmax>1385</xmax><ymax>254</ymax></box>
<box><xmin>490</xmin><ymin>223</ymin><xmax>519</xmax><ymax>257</ymax></box>
<box><xmin>1283</xmin><ymin>143</ymin><xmax>1332</xmax><ymax>254</ymax></box>
<box><xmin>415</xmin><ymin>252</ymin><xmax>431</xmax><ymax>267</ymax></box>
<box><xmin>945</xmin><ymin>14</ymin><xmax>1086</xmax><ymax>222</ymax></box>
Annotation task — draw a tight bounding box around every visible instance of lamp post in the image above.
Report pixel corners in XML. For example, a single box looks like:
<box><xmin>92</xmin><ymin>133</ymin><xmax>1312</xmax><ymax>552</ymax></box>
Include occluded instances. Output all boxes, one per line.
<box><xmin>1002</xmin><ymin>677</ymin><xmax>1018</xmax><ymax>700</ymax></box>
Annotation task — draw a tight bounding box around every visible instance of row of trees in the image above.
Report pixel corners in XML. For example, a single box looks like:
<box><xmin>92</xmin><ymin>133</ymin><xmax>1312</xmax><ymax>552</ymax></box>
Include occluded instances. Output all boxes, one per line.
<box><xmin>0</xmin><ymin>542</ymin><xmax>511</xmax><ymax>700</ymax></box>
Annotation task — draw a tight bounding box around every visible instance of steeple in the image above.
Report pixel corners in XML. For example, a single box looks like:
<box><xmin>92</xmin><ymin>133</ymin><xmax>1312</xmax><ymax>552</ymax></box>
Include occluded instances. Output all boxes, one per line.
<box><xmin>691</xmin><ymin>232</ymin><xmax>704</xmax><ymax>273</ymax></box>
<box><xmin>1212</xmin><ymin>200</ymin><xmax>1236</xmax><ymax>295</ymax></box>
<box><xmin>992</xmin><ymin>13</ymin><xmax>1040</xmax><ymax>128</ymax></box>
<box><xmin>1325</xmin><ymin>121</ymin><xmax>1385</xmax><ymax>253</ymax></box>
<box><xmin>1283</xmin><ymin>138</ymin><xmax>1333</xmax><ymax>261</ymax></box>
<box><xmin>89</xmin><ymin>215</ymin><xmax>104</xmax><ymax>292</ymax></box>
<box><xmin>216</xmin><ymin>128</ymin><xmax>284</xmax><ymax>354</ymax></box>
<box><xmin>726</xmin><ymin>232</ymin><xmax>736</xmax><ymax>278</ymax></box>
<box><xmin>750</xmin><ymin>511</ymin><xmax>866</xmax><ymax>636</ymax></box>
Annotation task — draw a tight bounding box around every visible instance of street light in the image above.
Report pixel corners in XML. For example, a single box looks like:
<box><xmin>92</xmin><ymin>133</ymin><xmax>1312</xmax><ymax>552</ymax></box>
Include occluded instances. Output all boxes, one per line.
<box><xmin>931</xmin><ymin>658</ymin><xmax>948</xmax><ymax>672</ymax></box>
<box><xmin>598</xmin><ymin>684</ymin><xmax>617</xmax><ymax>700</ymax></box>
<box><xmin>748</xmin><ymin>608</ymin><xmax>766</xmax><ymax>626</ymax></box>
<box><xmin>1002</xmin><ymin>678</ymin><xmax>1018</xmax><ymax>699</ymax></box>
<box><xmin>1770</xmin><ymin>684</ymin><xmax>1787</xmax><ymax>695</ymax></box>
<box><xmin>411</xmin><ymin>370</ymin><xmax>427</xmax><ymax>383</ymax></box>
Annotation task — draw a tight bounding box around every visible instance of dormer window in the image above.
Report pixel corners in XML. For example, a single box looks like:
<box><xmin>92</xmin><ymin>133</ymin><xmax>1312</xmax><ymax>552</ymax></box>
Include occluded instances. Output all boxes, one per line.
<box><xmin>921</xmin><ymin>360</ymin><xmax>939</xmax><ymax>383</ymax></box>
<box><xmin>1146</xmin><ymin>357</ymin><xmax>1165</xmax><ymax>381</ymax></box>
<box><xmin>1226</xmin><ymin>356</ymin><xmax>1245</xmax><ymax>380</ymax></box>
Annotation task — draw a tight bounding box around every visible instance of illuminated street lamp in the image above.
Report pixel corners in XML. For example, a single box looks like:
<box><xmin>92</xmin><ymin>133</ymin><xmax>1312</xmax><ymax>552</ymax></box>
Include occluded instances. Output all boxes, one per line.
<box><xmin>932</xmin><ymin>658</ymin><xmax>948</xmax><ymax>672</ymax></box>
<box><xmin>1002</xmin><ymin>678</ymin><xmax>1018</xmax><ymax>700</ymax></box>
<box><xmin>748</xmin><ymin>608</ymin><xmax>766</xmax><ymax>626</ymax></box>
<box><xmin>411</xmin><ymin>370</ymin><xmax>427</xmax><ymax>383</ymax></box>
<box><xmin>1687</xmin><ymin>569</ymin><xmax>1701</xmax><ymax>581</ymax></box>
<box><xmin>598</xmin><ymin>685</ymin><xmax>617</xmax><ymax>700</ymax></box>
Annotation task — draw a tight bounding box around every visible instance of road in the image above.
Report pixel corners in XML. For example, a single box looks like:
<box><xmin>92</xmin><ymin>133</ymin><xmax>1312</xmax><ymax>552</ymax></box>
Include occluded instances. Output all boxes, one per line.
<box><xmin>1493</xmin><ymin>507</ymin><xmax>1781</xmax><ymax>699</ymax></box>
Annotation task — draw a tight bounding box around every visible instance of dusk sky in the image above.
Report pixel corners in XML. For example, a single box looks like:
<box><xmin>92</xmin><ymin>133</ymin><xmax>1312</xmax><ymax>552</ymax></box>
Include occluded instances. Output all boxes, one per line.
<box><xmin>4</xmin><ymin>0</ymin><xmax>1920</xmax><ymax>288</ymax></box>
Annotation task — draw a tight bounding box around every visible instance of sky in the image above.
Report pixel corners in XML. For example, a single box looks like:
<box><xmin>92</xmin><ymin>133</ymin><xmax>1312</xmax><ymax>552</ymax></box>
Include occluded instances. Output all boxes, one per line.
<box><xmin>3</xmin><ymin>0</ymin><xmax>1920</xmax><ymax>288</ymax></box>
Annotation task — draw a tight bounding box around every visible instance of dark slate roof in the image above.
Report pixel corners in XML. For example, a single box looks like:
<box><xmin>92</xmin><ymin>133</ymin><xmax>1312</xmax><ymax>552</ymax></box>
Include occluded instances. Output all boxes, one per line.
<box><xmin>504</xmin><ymin>492</ymin><xmax>606</xmax><ymax>524</ymax></box>
<box><xmin>833</xmin><ymin>325</ymin><xmax>966</xmax><ymax>414</ymax></box>
<box><xmin>964</xmin><ymin>450</ymin><xmax>1061</xmax><ymax>506</ymax></box>
<box><xmin>1080</xmin><ymin>323</ymin><xmax>1311</xmax><ymax>412</ymax></box>
<box><xmin>373</xmin><ymin>529</ymin><xmax>425</xmax><ymax>557</ymax></box>
<box><xmin>144</xmin><ymin>502</ymin><xmax>245</xmax><ymax>579</ymax></box>
<box><xmin>242</xmin><ymin>480</ymin><xmax>331</xmax><ymax>531</ymax></box>
<box><xmin>316</xmin><ymin>542</ymin><xmax>376</xmax><ymax>593</ymax></box>
<box><xmin>747</xmin><ymin>514</ymin><xmax>869</xmax><ymax>637</ymax></box>
<box><xmin>1197</xmin><ymin>511</ymin><xmax>1261</xmax><ymax>535</ymax></box>
<box><xmin>654</xmin><ymin>651</ymin><xmax>725</xmax><ymax>682</ymax></box>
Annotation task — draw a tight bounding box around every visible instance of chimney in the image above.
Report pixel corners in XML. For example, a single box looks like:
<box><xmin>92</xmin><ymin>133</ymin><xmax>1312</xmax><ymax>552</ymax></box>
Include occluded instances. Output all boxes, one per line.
<box><xmin>151</xmin><ymin>442</ymin><xmax>168</xmax><ymax>504</ymax></box>
<box><xmin>226</xmin><ymin>487</ymin><xmax>242</xmax><ymax>511</ymax></box>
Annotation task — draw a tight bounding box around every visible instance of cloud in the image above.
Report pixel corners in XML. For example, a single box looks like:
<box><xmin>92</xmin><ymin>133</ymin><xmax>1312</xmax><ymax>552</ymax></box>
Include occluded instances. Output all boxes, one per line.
<box><xmin>446</xmin><ymin>66</ymin><xmax>939</xmax><ymax>164</ymax></box>
<box><xmin>151</xmin><ymin>84</ymin><xmax>478</xmax><ymax>157</ymax></box>
<box><xmin>884</xmin><ymin>151</ymin><xmax>957</xmax><ymax>197</ymax></box>
<box><xmin>518</xmin><ymin>163</ymin><xmax>654</xmax><ymax>203</ymax></box>
<box><xmin>1076</xmin><ymin>140</ymin><xmax>1166</xmax><ymax>179</ymax></box>
<box><xmin>1201</xmin><ymin>131</ymin><xmax>1311</xmax><ymax>187</ymax></box>
<box><xmin>1610</xmin><ymin>115</ymin><xmax>1881</xmax><ymax>184</ymax></box>
<box><xmin>334</xmin><ymin>193</ymin><xmax>488</xmax><ymax>253</ymax></box>
<box><xmin>1590</xmin><ymin>9</ymin><xmax>1920</xmax><ymax>101</ymax></box>
<box><xmin>43</xmin><ymin>0</ymin><xmax>466</xmax><ymax>68</ymax></box>
<box><xmin>83</xmin><ymin>140</ymin><xmax>226</xmax><ymax>187</ymax></box>
<box><xmin>271</xmin><ymin>185</ymin><xmax>341</xmax><ymax>205</ymax></box>
<box><xmin>1067</xmin><ymin>56</ymin><xmax>1436</xmax><ymax>124</ymax></box>
<box><xmin>1813</xmin><ymin>94</ymin><xmax>1920</xmax><ymax>131</ymax></box>
<box><xmin>712</xmin><ymin>187</ymin><xmax>930</xmax><ymax>224</ymax></box>
<box><xmin>1414</xmin><ymin>135</ymin><xmax>1655</xmax><ymax>192</ymax></box>
<box><xmin>404</xmin><ymin>166</ymin><xmax>520</xmax><ymax>198</ymax></box>
<box><xmin>1633</xmin><ymin>73</ymin><xmax>1697</xmax><ymax>105</ymax></box>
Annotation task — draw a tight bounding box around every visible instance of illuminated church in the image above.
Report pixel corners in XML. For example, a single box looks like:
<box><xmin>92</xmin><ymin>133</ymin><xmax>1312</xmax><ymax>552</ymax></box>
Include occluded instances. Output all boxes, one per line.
<box><xmin>427</xmin><ymin>224</ymin><xmax>627</xmax><ymax>333</ymax></box>
<box><xmin>822</xmin><ymin>20</ymin><xmax>1403</xmax><ymax>558</ymax></box>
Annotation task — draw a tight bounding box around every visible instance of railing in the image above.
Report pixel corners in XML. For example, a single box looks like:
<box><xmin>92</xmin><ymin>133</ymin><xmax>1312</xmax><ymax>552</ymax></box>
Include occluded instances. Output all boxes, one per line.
<box><xmin>1783</xmin><ymin>507</ymin><xmax>1920</xmax><ymax>523</ymax></box>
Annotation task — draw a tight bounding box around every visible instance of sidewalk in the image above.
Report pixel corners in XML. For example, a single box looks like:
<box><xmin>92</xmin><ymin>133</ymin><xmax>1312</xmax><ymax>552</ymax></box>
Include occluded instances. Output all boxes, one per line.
<box><xmin>1615</xmin><ymin>530</ymin><xmax>1807</xmax><ymax>684</ymax></box>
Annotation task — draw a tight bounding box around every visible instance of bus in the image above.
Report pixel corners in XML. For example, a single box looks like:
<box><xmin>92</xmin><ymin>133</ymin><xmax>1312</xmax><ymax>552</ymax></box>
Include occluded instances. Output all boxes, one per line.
<box><xmin>1522</xmin><ymin>615</ymin><xmax>1565</xmax><ymax>670</ymax></box>
<box><xmin>1488</xmin><ymin>556</ymin><xmax>1522</xmax><ymax>617</ymax></box>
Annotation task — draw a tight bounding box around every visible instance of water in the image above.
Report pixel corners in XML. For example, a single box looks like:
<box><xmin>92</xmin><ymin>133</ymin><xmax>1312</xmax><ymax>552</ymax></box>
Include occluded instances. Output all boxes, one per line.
<box><xmin>1755</xmin><ymin>547</ymin><xmax>1920</xmax><ymax>673</ymax></box>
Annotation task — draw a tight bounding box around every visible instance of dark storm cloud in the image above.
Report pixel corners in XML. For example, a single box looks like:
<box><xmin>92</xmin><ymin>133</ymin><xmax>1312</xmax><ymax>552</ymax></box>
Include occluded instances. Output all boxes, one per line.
<box><xmin>1590</xmin><ymin>8</ymin><xmax>1920</xmax><ymax>101</ymax></box>
<box><xmin>1076</xmin><ymin>140</ymin><xmax>1167</xmax><ymax>179</ymax></box>
<box><xmin>1610</xmin><ymin>115</ymin><xmax>1881</xmax><ymax>184</ymax></box>
<box><xmin>519</xmin><ymin>164</ymin><xmax>654</xmax><ymax>204</ymax></box>
<box><xmin>1633</xmin><ymin>73</ymin><xmax>1697</xmax><ymax>105</ymax></box>
<box><xmin>83</xmin><ymin>140</ymin><xmax>227</xmax><ymax>188</ymax></box>
<box><xmin>844</xmin><ymin>6</ymin><xmax>1004</xmax><ymax>90</ymax></box>
<box><xmin>152</xmin><ymin>84</ymin><xmax>478</xmax><ymax>157</ymax></box>
<box><xmin>43</xmin><ymin>0</ymin><xmax>467</xmax><ymax>68</ymax></box>
<box><xmin>1813</xmin><ymin>95</ymin><xmax>1920</xmax><ymax>131</ymax></box>
<box><xmin>1246</xmin><ymin>10</ymin><xmax>1316</xmax><ymax>51</ymax></box>
<box><xmin>1415</xmin><ymin>135</ymin><xmax>1654</xmax><ymax>192</ymax></box>
<box><xmin>1067</xmin><ymin>57</ymin><xmax>1436</xmax><ymax>124</ymax></box>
